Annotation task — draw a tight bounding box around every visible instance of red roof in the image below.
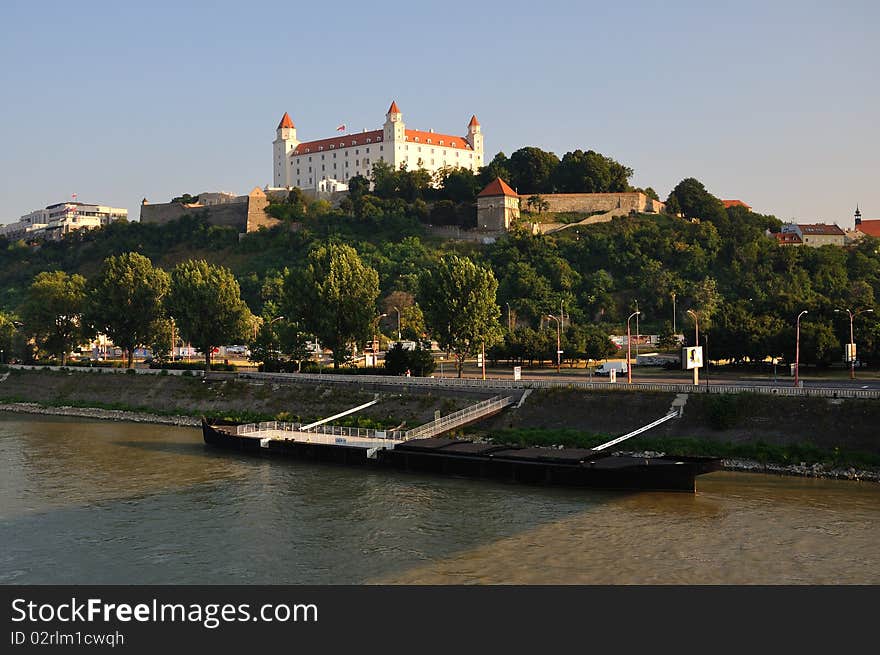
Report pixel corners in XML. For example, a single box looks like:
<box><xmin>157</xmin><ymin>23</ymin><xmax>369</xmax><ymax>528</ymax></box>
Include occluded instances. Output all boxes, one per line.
<box><xmin>404</xmin><ymin>129</ymin><xmax>471</xmax><ymax>149</ymax></box>
<box><xmin>856</xmin><ymin>219</ymin><xmax>880</xmax><ymax>237</ymax></box>
<box><xmin>291</xmin><ymin>130</ymin><xmax>384</xmax><ymax>155</ymax></box>
<box><xmin>478</xmin><ymin>178</ymin><xmax>517</xmax><ymax>198</ymax></box>
<box><xmin>722</xmin><ymin>199</ymin><xmax>751</xmax><ymax>210</ymax></box>
<box><xmin>387</xmin><ymin>101</ymin><xmax>401</xmax><ymax>114</ymax></box>
<box><xmin>278</xmin><ymin>112</ymin><xmax>295</xmax><ymax>129</ymax></box>
<box><xmin>290</xmin><ymin>127</ymin><xmax>472</xmax><ymax>156</ymax></box>
<box><xmin>774</xmin><ymin>232</ymin><xmax>802</xmax><ymax>245</ymax></box>
<box><xmin>469</xmin><ymin>115</ymin><xmax>480</xmax><ymax>128</ymax></box>
<box><xmin>799</xmin><ymin>223</ymin><xmax>845</xmax><ymax>236</ymax></box>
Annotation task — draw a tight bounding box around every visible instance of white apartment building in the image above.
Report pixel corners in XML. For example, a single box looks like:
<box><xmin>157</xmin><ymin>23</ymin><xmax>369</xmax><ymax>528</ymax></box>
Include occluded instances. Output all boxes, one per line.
<box><xmin>1</xmin><ymin>201</ymin><xmax>127</xmax><ymax>241</ymax></box>
<box><xmin>272</xmin><ymin>101</ymin><xmax>484</xmax><ymax>191</ymax></box>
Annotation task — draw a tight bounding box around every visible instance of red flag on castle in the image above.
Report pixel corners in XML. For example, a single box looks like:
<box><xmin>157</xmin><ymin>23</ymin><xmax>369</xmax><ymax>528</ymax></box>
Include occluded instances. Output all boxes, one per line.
<box><xmin>336</xmin><ymin>124</ymin><xmax>346</xmax><ymax>132</ymax></box>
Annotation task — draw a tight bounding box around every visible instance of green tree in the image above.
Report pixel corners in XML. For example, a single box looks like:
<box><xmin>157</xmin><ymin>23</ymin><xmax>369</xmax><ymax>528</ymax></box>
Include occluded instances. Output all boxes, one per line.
<box><xmin>20</xmin><ymin>271</ymin><xmax>89</xmax><ymax>364</ymax></box>
<box><xmin>418</xmin><ymin>255</ymin><xmax>502</xmax><ymax>376</ymax></box>
<box><xmin>85</xmin><ymin>252</ymin><xmax>170</xmax><ymax>368</ymax></box>
<box><xmin>286</xmin><ymin>243</ymin><xmax>380</xmax><ymax>369</ymax></box>
<box><xmin>666</xmin><ymin>178</ymin><xmax>727</xmax><ymax>226</ymax></box>
<box><xmin>507</xmin><ymin>147</ymin><xmax>560</xmax><ymax>194</ymax></box>
<box><xmin>165</xmin><ymin>260</ymin><xmax>253</xmax><ymax>371</ymax></box>
<box><xmin>552</xmin><ymin>149</ymin><xmax>633</xmax><ymax>193</ymax></box>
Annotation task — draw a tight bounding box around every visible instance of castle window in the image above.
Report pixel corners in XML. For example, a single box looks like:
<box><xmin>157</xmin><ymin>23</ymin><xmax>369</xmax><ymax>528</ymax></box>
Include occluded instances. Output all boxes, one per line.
<box><xmin>340</xmin><ymin>143</ymin><xmax>344</xmax><ymax>147</ymax></box>
<box><xmin>319</xmin><ymin>146</ymin><xmax>323</xmax><ymax>151</ymax></box>
<box><xmin>306</xmin><ymin>149</ymin><xmax>310</xmax><ymax>153</ymax></box>
<box><xmin>414</xmin><ymin>137</ymin><xmax>419</xmax><ymax>142</ymax></box>
<box><xmin>366</xmin><ymin>147</ymin><xmax>370</xmax><ymax>153</ymax></box>
<box><xmin>379</xmin><ymin>145</ymin><xmax>383</xmax><ymax>151</ymax></box>
<box><xmin>355</xmin><ymin>149</ymin><xmax>359</xmax><ymax>155</ymax></box>
<box><xmin>329</xmin><ymin>145</ymin><xmax>334</xmax><ymax>149</ymax></box>
<box><xmin>366</xmin><ymin>138</ymin><xmax>371</xmax><ymax>143</ymax></box>
<box><xmin>333</xmin><ymin>152</ymin><xmax>336</xmax><ymax>159</ymax></box>
<box><xmin>431</xmin><ymin>149</ymin><xmax>435</xmax><ymax>153</ymax></box>
<box><xmin>439</xmin><ymin>140</ymin><xmax>444</xmax><ymax>145</ymax></box>
<box><xmin>308</xmin><ymin>156</ymin><xmax>312</xmax><ymax>161</ymax></box>
<box><xmin>427</xmin><ymin>139</ymin><xmax>432</xmax><ymax>144</ymax></box>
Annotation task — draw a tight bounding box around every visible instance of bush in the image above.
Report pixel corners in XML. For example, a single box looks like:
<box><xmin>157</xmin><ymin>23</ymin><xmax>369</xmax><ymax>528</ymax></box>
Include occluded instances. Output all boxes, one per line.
<box><xmin>384</xmin><ymin>343</ymin><xmax>436</xmax><ymax>376</ymax></box>
<box><xmin>703</xmin><ymin>394</ymin><xmax>742</xmax><ymax>430</ymax></box>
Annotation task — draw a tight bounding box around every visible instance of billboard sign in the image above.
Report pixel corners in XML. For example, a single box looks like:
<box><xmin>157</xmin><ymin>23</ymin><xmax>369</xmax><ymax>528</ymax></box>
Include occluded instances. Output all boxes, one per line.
<box><xmin>682</xmin><ymin>346</ymin><xmax>703</xmax><ymax>370</ymax></box>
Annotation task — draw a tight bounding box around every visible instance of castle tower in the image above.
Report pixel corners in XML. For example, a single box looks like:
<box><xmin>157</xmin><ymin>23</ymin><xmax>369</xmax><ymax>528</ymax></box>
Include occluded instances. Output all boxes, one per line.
<box><xmin>383</xmin><ymin>101</ymin><xmax>405</xmax><ymax>169</ymax></box>
<box><xmin>273</xmin><ymin>112</ymin><xmax>299</xmax><ymax>187</ymax></box>
<box><xmin>466</xmin><ymin>115</ymin><xmax>484</xmax><ymax>170</ymax></box>
<box><xmin>855</xmin><ymin>205</ymin><xmax>862</xmax><ymax>226</ymax></box>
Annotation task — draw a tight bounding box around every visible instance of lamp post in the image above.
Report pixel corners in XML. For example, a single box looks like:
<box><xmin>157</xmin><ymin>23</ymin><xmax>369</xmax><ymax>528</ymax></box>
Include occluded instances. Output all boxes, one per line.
<box><xmin>393</xmin><ymin>306</ymin><xmax>401</xmax><ymax>341</ymax></box>
<box><xmin>835</xmin><ymin>308</ymin><xmax>874</xmax><ymax>379</ymax></box>
<box><xmin>794</xmin><ymin>310</ymin><xmax>808</xmax><ymax>387</ymax></box>
<box><xmin>547</xmin><ymin>314</ymin><xmax>561</xmax><ymax>374</ymax></box>
<box><xmin>635</xmin><ymin>300</ymin><xmax>640</xmax><ymax>358</ymax></box>
<box><xmin>687</xmin><ymin>309</ymin><xmax>699</xmax><ymax>386</ymax></box>
<box><xmin>506</xmin><ymin>302</ymin><xmax>512</xmax><ymax>332</ymax></box>
<box><xmin>672</xmin><ymin>292</ymin><xmax>676</xmax><ymax>335</ymax></box>
<box><xmin>626</xmin><ymin>310</ymin><xmax>641</xmax><ymax>384</ymax></box>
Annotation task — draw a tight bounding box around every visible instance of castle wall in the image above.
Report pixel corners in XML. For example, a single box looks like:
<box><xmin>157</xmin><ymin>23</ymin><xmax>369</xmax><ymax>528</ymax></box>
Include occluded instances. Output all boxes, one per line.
<box><xmin>141</xmin><ymin>190</ymin><xmax>281</xmax><ymax>233</ymax></box>
<box><xmin>518</xmin><ymin>192</ymin><xmax>664</xmax><ymax>216</ymax></box>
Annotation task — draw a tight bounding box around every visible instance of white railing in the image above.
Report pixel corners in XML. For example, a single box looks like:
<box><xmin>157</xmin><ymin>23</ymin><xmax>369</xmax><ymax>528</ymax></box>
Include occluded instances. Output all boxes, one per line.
<box><xmin>404</xmin><ymin>395</ymin><xmax>514</xmax><ymax>440</ymax></box>
<box><xmin>234</xmin><ymin>420</ymin><xmax>406</xmax><ymax>441</ymax></box>
<box><xmin>238</xmin><ymin>370</ymin><xmax>880</xmax><ymax>399</ymax></box>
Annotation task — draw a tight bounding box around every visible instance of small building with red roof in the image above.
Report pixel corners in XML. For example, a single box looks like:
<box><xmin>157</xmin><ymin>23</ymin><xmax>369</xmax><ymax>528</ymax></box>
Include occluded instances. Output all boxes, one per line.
<box><xmin>722</xmin><ymin>199</ymin><xmax>752</xmax><ymax>210</ymax></box>
<box><xmin>477</xmin><ymin>178</ymin><xmax>520</xmax><ymax>231</ymax></box>
<box><xmin>847</xmin><ymin>206</ymin><xmax>880</xmax><ymax>240</ymax></box>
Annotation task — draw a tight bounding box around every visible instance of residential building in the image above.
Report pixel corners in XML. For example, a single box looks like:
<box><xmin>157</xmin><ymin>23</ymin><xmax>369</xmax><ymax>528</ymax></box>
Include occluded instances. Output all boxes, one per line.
<box><xmin>722</xmin><ymin>199</ymin><xmax>752</xmax><ymax>210</ymax></box>
<box><xmin>780</xmin><ymin>222</ymin><xmax>846</xmax><ymax>247</ymax></box>
<box><xmin>273</xmin><ymin>101</ymin><xmax>484</xmax><ymax>191</ymax></box>
<box><xmin>0</xmin><ymin>201</ymin><xmax>127</xmax><ymax>241</ymax></box>
<box><xmin>477</xmin><ymin>178</ymin><xmax>520</xmax><ymax>231</ymax></box>
<box><xmin>774</xmin><ymin>231</ymin><xmax>802</xmax><ymax>246</ymax></box>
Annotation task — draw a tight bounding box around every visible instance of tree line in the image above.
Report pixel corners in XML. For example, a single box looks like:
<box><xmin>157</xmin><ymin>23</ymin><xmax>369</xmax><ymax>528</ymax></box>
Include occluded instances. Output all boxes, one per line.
<box><xmin>3</xmin><ymin>247</ymin><xmax>509</xmax><ymax>377</ymax></box>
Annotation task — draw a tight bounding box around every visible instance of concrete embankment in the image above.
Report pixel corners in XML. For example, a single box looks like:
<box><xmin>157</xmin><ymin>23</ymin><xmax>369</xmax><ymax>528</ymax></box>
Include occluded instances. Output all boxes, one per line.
<box><xmin>1</xmin><ymin>368</ymin><xmax>877</xmax><ymax>482</ymax></box>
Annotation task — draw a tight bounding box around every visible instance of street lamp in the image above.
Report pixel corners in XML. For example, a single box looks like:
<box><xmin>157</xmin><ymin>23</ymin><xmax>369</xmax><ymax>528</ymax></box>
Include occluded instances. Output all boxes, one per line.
<box><xmin>393</xmin><ymin>306</ymin><xmax>401</xmax><ymax>341</ymax></box>
<box><xmin>626</xmin><ymin>310</ymin><xmax>641</xmax><ymax>383</ymax></box>
<box><xmin>794</xmin><ymin>310</ymin><xmax>808</xmax><ymax>387</ymax></box>
<box><xmin>506</xmin><ymin>302</ymin><xmax>512</xmax><ymax>332</ymax></box>
<box><xmin>687</xmin><ymin>309</ymin><xmax>699</xmax><ymax>386</ymax></box>
<box><xmin>671</xmin><ymin>292</ymin><xmax>677</xmax><ymax>335</ymax></box>
<box><xmin>835</xmin><ymin>308</ymin><xmax>874</xmax><ymax>379</ymax></box>
<box><xmin>547</xmin><ymin>314</ymin><xmax>561</xmax><ymax>374</ymax></box>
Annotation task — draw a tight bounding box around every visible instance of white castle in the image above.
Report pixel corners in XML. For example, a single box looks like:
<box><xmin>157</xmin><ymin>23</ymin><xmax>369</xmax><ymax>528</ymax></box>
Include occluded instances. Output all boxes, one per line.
<box><xmin>272</xmin><ymin>101</ymin><xmax>484</xmax><ymax>192</ymax></box>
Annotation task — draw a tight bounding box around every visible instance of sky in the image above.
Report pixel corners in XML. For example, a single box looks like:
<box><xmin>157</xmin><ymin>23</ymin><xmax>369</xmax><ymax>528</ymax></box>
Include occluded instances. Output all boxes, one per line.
<box><xmin>1</xmin><ymin>0</ymin><xmax>877</xmax><ymax>227</ymax></box>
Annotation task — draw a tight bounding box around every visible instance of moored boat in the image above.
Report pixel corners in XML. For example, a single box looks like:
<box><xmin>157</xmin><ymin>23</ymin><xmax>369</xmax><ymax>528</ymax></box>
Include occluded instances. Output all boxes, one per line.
<box><xmin>202</xmin><ymin>419</ymin><xmax>721</xmax><ymax>492</ymax></box>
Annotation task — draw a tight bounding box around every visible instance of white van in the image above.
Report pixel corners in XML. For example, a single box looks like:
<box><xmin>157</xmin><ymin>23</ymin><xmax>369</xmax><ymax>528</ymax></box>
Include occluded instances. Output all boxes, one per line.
<box><xmin>595</xmin><ymin>361</ymin><xmax>628</xmax><ymax>376</ymax></box>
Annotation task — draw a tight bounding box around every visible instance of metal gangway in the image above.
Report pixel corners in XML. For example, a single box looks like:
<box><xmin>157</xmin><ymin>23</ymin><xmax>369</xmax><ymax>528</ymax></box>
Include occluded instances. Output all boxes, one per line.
<box><xmin>404</xmin><ymin>395</ymin><xmax>515</xmax><ymax>440</ymax></box>
<box><xmin>590</xmin><ymin>411</ymin><xmax>680</xmax><ymax>452</ymax></box>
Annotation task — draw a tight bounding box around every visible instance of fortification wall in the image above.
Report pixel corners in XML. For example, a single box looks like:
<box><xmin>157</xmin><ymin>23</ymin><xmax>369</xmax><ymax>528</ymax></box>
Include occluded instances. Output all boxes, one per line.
<box><xmin>519</xmin><ymin>192</ymin><xmax>663</xmax><ymax>215</ymax></box>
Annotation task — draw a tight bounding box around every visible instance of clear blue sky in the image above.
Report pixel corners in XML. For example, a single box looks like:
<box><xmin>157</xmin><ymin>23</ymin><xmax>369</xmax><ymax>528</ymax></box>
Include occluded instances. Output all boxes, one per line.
<box><xmin>1</xmin><ymin>0</ymin><xmax>877</xmax><ymax>227</ymax></box>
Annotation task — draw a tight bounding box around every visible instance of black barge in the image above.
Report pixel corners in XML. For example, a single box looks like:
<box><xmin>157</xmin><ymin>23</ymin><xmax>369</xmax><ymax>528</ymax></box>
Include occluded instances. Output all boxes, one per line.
<box><xmin>202</xmin><ymin>419</ymin><xmax>721</xmax><ymax>492</ymax></box>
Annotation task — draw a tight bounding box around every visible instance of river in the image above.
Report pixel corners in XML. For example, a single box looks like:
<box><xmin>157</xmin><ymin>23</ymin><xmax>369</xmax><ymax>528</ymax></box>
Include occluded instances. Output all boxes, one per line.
<box><xmin>1</xmin><ymin>413</ymin><xmax>877</xmax><ymax>584</ymax></box>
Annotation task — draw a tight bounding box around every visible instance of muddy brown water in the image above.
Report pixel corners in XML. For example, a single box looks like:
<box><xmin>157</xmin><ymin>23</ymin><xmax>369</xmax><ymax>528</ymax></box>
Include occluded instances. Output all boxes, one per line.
<box><xmin>1</xmin><ymin>413</ymin><xmax>877</xmax><ymax>584</ymax></box>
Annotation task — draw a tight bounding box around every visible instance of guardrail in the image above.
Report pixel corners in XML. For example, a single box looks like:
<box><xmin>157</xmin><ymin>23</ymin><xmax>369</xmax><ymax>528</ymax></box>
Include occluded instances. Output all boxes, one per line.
<box><xmin>238</xmin><ymin>370</ymin><xmax>880</xmax><ymax>399</ymax></box>
<box><xmin>404</xmin><ymin>395</ymin><xmax>514</xmax><ymax>440</ymax></box>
